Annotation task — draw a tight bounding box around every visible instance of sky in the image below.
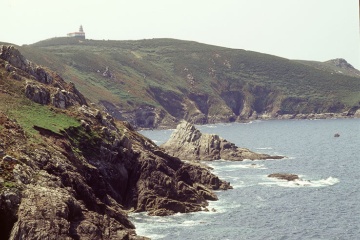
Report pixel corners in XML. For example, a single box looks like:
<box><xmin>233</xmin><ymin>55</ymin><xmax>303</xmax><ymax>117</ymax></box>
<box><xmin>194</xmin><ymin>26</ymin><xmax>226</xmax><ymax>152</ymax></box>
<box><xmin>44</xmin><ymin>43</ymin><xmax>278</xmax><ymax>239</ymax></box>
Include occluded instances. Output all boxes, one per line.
<box><xmin>2</xmin><ymin>0</ymin><xmax>360</xmax><ymax>69</ymax></box>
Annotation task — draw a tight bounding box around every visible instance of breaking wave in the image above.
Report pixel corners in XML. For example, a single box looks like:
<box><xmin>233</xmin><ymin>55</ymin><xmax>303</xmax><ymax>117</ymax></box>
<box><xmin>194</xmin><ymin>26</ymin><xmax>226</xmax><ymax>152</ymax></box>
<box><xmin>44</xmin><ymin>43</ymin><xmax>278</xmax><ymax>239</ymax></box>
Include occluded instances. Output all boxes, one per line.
<box><xmin>259</xmin><ymin>176</ymin><xmax>340</xmax><ymax>188</ymax></box>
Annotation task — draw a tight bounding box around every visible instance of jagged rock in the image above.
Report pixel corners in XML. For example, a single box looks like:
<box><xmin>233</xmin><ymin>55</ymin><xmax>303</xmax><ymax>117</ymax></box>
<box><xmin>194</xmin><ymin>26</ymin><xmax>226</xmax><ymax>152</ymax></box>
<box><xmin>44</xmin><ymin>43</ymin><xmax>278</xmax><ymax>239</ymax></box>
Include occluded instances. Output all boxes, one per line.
<box><xmin>0</xmin><ymin>45</ymin><xmax>30</xmax><ymax>72</ymax></box>
<box><xmin>25</xmin><ymin>82</ymin><xmax>50</xmax><ymax>105</ymax></box>
<box><xmin>132</xmin><ymin>151</ymin><xmax>231</xmax><ymax>216</ymax></box>
<box><xmin>52</xmin><ymin>87</ymin><xmax>85</xmax><ymax>109</ymax></box>
<box><xmin>329</xmin><ymin>58</ymin><xmax>355</xmax><ymax>69</ymax></box>
<box><xmin>161</xmin><ymin>121</ymin><xmax>284</xmax><ymax>161</ymax></box>
<box><xmin>0</xmin><ymin>45</ymin><xmax>53</xmax><ymax>84</ymax></box>
<box><xmin>52</xmin><ymin>88</ymin><xmax>69</xmax><ymax>109</ymax></box>
<box><xmin>31</xmin><ymin>66</ymin><xmax>53</xmax><ymax>84</ymax></box>
<box><xmin>268</xmin><ymin>173</ymin><xmax>299</xmax><ymax>181</ymax></box>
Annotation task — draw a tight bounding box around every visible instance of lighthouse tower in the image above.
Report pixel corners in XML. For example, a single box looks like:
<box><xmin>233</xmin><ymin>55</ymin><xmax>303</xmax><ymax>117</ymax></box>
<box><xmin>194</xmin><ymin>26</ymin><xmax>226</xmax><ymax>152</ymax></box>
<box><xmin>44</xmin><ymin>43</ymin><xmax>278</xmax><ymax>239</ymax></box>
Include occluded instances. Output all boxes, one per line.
<box><xmin>67</xmin><ymin>25</ymin><xmax>86</xmax><ymax>39</ymax></box>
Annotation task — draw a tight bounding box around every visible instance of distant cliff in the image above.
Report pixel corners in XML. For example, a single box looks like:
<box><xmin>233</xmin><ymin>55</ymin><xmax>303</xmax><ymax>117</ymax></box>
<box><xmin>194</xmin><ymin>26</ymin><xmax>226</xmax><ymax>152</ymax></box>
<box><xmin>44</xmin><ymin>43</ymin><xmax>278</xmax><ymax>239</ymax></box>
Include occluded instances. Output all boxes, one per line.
<box><xmin>17</xmin><ymin>38</ymin><xmax>360</xmax><ymax>129</ymax></box>
<box><xmin>0</xmin><ymin>46</ymin><xmax>231</xmax><ymax>239</ymax></box>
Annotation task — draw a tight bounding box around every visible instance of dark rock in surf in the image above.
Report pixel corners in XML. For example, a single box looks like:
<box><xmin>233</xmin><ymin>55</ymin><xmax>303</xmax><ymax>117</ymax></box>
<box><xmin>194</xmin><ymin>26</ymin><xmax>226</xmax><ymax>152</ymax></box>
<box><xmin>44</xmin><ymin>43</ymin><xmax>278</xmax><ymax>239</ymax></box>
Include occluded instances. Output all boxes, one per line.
<box><xmin>268</xmin><ymin>173</ymin><xmax>299</xmax><ymax>181</ymax></box>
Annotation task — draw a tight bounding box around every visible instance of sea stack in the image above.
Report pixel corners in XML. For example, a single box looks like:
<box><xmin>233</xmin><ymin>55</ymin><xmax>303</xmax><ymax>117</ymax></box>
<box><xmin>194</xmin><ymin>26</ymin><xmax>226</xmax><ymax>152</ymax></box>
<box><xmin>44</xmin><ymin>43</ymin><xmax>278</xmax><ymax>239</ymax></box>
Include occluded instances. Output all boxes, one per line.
<box><xmin>161</xmin><ymin>121</ymin><xmax>284</xmax><ymax>161</ymax></box>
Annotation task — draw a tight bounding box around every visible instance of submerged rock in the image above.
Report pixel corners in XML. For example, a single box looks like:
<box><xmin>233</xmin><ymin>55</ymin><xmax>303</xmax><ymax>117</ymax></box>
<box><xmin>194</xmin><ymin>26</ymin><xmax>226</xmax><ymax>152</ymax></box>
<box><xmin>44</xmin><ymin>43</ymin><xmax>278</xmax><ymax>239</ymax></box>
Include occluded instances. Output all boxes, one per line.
<box><xmin>161</xmin><ymin>121</ymin><xmax>284</xmax><ymax>161</ymax></box>
<box><xmin>268</xmin><ymin>173</ymin><xmax>299</xmax><ymax>181</ymax></box>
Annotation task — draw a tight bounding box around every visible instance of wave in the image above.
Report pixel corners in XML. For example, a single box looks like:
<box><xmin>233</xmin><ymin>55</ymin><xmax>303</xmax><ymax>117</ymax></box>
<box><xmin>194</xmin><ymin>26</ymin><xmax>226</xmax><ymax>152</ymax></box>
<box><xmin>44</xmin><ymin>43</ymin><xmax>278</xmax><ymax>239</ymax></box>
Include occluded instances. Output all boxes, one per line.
<box><xmin>209</xmin><ymin>162</ymin><xmax>267</xmax><ymax>171</ymax></box>
<box><xmin>255</xmin><ymin>147</ymin><xmax>273</xmax><ymax>150</ymax></box>
<box><xmin>259</xmin><ymin>176</ymin><xmax>340</xmax><ymax>188</ymax></box>
<box><xmin>201</xmin><ymin>124</ymin><xmax>218</xmax><ymax>128</ymax></box>
<box><xmin>239</xmin><ymin>164</ymin><xmax>267</xmax><ymax>169</ymax></box>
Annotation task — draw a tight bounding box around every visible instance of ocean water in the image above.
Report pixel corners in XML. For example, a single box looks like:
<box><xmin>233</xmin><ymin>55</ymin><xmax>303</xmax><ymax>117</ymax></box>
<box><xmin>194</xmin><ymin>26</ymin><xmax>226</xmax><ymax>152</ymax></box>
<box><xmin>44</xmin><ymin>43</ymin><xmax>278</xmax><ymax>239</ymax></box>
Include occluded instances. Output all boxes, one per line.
<box><xmin>133</xmin><ymin>119</ymin><xmax>360</xmax><ymax>240</ymax></box>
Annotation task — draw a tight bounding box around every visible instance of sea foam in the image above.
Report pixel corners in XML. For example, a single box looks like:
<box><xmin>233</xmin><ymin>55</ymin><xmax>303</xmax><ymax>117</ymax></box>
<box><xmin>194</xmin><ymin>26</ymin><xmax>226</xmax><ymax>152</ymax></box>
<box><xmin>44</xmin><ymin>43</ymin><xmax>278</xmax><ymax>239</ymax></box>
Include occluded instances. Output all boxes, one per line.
<box><xmin>259</xmin><ymin>176</ymin><xmax>340</xmax><ymax>188</ymax></box>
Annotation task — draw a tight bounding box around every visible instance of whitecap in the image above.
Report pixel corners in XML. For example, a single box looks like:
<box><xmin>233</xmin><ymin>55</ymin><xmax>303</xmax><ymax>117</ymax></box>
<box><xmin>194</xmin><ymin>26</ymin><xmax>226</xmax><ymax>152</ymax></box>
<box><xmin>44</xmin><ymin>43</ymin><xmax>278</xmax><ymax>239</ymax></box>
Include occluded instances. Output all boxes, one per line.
<box><xmin>180</xmin><ymin>220</ymin><xmax>201</xmax><ymax>226</ymax></box>
<box><xmin>259</xmin><ymin>176</ymin><xmax>340</xmax><ymax>188</ymax></box>
<box><xmin>310</xmin><ymin>177</ymin><xmax>340</xmax><ymax>187</ymax></box>
<box><xmin>240</xmin><ymin>164</ymin><xmax>267</xmax><ymax>169</ymax></box>
<box><xmin>256</xmin><ymin>147</ymin><xmax>273</xmax><ymax>150</ymax></box>
<box><xmin>207</xmin><ymin>200</ymin><xmax>240</xmax><ymax>213</ymax></box>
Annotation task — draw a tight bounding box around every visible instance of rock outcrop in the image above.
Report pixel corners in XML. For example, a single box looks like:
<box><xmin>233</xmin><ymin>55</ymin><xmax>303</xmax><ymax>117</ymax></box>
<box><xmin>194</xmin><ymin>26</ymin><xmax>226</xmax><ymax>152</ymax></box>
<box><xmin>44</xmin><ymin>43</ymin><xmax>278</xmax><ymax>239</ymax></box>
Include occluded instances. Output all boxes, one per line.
<box><xmin>0</xmin><ymin>47</ymin><xmax>232</xmax><ymax>239</ymax></box>
<box><xmin>0</xmin><ymin>45</ymin><xmax>87</xmax><ymax>109</ymax></box>
<box><xmin>161</xmin><ymin>121</ymin><xmax>284</xmax><ymax>161</ymax></box>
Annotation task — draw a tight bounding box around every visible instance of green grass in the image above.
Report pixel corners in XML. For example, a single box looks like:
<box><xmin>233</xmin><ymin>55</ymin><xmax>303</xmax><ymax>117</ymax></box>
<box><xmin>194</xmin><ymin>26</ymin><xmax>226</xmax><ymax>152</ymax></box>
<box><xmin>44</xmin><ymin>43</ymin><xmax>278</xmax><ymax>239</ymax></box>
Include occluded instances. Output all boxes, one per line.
<box><xmin>2</xmin><ymin>181</ymin><xmax>17</xmax><ymax>188</ymax></box>
<box><xmin>1</xmin><ymin>94</ymin><xmax>80</xmax><ymax>138</ymax></box>
<box><xmin>15</xmin><ymin>37</ymin><xmax>360</xmax><ymax>121</ymax></box>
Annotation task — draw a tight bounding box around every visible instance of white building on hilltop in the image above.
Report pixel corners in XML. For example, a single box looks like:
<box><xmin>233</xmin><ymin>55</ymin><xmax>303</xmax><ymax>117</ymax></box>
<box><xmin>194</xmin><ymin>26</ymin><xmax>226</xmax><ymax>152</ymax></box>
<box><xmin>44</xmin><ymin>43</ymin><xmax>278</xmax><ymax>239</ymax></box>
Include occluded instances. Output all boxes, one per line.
<box><xmin>67</xmin><ymin>25</ymin><xmax>85</xmax><ymax>39</ymax></box>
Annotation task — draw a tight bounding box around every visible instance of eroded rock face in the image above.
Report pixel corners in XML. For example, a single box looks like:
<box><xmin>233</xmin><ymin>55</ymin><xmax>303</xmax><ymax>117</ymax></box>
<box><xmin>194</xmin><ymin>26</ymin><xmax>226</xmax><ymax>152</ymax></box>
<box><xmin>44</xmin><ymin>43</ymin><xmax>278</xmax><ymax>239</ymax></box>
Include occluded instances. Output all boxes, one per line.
<box><xmin>161</xmin><ymin>121</ymin><xmax>284</xmax><ymax>161</ymax></box>
<box><xmin>25</xmin><ymin>82</ymin><xmax>51</xmax><ymax>104</ymax></box>
<box><xmin>0</xmin><ymin>45</ymin><xmax>87</xmax><ymax>109</ymax></box>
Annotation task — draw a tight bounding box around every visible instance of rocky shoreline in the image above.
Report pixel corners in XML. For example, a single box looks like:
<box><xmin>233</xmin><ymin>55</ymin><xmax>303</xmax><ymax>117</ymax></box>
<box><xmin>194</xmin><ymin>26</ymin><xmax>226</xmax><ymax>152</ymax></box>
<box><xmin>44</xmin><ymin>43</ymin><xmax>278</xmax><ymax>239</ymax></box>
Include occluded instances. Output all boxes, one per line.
<box><xmin>0</xmin><ymin>46</ymin><xmax>232</xmax><ymax>239</ymax></box>
<box><xmin>137</xmin><ymin>112</ymin><xmax>360</xmax><ymax>130</ymax></box>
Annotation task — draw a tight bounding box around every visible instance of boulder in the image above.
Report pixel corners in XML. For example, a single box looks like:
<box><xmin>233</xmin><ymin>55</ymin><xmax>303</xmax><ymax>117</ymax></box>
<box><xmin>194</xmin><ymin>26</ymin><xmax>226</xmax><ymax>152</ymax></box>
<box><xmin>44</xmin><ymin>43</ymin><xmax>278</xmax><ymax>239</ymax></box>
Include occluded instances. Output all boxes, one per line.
<box><xmin>161</xmin><ymin>121</ymin><xmax>284</xmax><ymax>161</ymax></box>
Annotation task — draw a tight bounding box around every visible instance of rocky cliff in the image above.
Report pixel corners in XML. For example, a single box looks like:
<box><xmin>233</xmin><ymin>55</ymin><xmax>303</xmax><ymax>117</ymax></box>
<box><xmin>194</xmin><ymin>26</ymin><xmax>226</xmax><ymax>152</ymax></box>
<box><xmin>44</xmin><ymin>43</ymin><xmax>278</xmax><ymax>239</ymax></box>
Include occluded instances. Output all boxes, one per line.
<box><xmin>161</xmin><ymin>121</ymin><xmax>283</xmax><ymax>161</ymax></box>
<box><xmin>0</xmin><ymin>46</ymin><xmax>231</xmax><ymax>239</ymax></box>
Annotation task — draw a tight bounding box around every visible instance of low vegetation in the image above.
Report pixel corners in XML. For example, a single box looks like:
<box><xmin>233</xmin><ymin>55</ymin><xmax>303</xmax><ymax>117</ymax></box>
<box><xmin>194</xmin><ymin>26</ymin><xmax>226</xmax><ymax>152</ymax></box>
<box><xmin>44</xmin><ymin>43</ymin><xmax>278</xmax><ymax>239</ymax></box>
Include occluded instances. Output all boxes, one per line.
<box><xmin>15</xmin><ymin>37</ymin><xmax>360</xmax><ymax>127</ymax></box>
<box><xmin>0</xmin><ymin>64</ymin><xmax>80</xmax><ymax>139</ymax></box>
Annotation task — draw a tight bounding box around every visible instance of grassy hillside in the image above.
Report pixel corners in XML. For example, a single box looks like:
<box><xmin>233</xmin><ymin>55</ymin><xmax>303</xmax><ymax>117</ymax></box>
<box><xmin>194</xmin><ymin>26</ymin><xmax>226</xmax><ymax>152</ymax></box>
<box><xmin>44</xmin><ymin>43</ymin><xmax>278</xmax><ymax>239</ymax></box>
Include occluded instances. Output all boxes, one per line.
<box><xmin>0</xmin><ymin>56</ymin><xmax>81</xmax><ymax>141</ymax></box>
<box><xmin>16</xmin><ymin>37</ymin><xmax>360</xmax><ymax>128</ymax></box>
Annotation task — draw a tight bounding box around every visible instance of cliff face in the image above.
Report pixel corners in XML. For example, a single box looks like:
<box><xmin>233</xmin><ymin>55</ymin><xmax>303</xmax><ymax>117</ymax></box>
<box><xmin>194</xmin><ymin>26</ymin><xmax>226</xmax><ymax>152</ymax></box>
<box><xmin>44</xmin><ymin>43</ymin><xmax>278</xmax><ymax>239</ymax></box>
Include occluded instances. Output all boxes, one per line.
<box><xmin>0</xmin><ymin>46</ymin><xmax>231</xmax><ymax>239</ymax></box>
<box><xmin>161</xmin><ymin>121</ymin><xmax>283</xmax><ymax>161</ymax></box>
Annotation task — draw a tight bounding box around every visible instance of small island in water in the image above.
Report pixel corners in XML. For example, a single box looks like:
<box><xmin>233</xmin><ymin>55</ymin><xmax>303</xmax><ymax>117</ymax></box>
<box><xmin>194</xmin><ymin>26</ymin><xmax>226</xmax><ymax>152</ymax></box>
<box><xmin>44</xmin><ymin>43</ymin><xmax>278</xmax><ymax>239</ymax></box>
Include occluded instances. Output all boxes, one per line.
<box><xmin>161</xmin><ymin>121</ymin><xmax>284</xmax><ymax>161</ymax></box>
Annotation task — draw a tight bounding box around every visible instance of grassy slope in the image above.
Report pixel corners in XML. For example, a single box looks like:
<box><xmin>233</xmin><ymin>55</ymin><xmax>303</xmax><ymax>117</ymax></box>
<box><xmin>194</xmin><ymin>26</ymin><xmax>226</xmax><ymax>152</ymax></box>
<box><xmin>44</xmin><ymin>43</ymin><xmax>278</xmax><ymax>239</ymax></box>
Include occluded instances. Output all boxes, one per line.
<box><xmin>0</xmin><ymin>60</ymin><xmax>80</xmax><ymax>140</ymax></box>
<box><xmin>17</xmin><ymin>37</ymin><xmax>360</xmax><ymax>118</ymax></box>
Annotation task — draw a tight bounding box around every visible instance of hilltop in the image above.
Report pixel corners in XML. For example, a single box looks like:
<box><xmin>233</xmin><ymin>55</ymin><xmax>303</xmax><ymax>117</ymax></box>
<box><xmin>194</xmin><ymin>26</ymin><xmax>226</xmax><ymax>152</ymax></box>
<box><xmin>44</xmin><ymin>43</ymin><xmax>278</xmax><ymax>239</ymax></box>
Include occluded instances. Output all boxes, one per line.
<box><xmin>17</xmin><ymin>37</ymin><xmax>360</xmax><ymax>128</ymax></box>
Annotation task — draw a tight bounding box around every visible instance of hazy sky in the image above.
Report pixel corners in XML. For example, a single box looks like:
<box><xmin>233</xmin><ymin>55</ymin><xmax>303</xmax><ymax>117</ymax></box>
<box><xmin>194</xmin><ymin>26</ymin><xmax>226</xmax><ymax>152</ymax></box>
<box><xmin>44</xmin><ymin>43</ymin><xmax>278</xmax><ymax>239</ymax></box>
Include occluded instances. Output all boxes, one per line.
<box><xmin>2</xmin><ymin>0</ymin><xmax>360</xmax><ymax>69</ymax></box>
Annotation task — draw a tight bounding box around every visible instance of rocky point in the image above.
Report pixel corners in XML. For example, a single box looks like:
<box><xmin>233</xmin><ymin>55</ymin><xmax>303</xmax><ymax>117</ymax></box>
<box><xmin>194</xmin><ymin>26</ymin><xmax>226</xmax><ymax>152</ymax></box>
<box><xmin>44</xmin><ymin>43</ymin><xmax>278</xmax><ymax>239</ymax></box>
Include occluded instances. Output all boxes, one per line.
<box><xmin>0</xmin><ymin>46</ymin><xmax>231</xmax><ymax>239</ymax></box>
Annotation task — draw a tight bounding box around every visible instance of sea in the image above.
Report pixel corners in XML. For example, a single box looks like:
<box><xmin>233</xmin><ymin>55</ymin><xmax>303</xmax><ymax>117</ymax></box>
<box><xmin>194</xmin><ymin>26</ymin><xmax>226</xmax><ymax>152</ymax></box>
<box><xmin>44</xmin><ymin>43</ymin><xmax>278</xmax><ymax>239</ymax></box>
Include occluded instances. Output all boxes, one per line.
<box><xmin>132</xmin><ymin>118</ymin><xmax>360</xmax><ymax>240</ymax></box>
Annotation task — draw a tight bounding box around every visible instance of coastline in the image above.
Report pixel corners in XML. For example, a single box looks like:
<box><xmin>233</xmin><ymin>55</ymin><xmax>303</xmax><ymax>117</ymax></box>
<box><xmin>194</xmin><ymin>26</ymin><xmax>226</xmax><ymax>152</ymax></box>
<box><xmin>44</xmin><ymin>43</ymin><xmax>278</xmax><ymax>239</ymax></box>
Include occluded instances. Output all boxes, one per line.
<box><xmin>137</xmin><ymin>112</ymin><xmax>360</xmax><ymax>130</ymax></box>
